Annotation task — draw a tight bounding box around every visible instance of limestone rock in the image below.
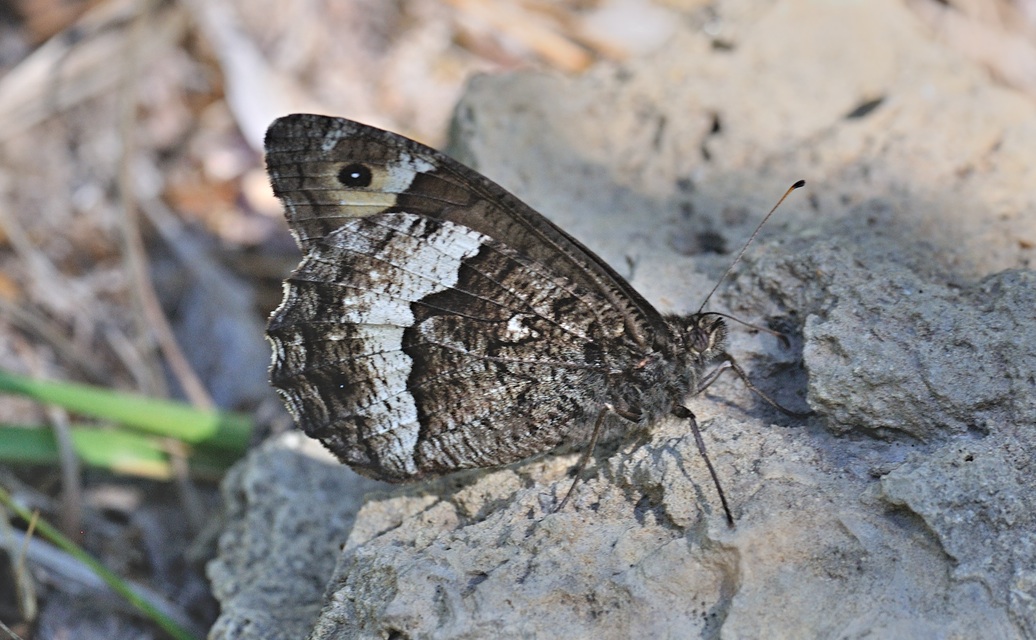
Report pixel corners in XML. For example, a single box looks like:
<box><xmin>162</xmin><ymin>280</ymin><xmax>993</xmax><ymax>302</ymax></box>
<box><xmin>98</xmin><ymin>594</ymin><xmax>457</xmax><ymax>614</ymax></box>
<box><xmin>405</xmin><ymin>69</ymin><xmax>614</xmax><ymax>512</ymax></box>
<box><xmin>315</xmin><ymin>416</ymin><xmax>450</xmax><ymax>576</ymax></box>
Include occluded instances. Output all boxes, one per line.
<box><xmin>210</xmin><ymin>0</ymin><xmax>1036</xmax><ymax>637</ymax></box>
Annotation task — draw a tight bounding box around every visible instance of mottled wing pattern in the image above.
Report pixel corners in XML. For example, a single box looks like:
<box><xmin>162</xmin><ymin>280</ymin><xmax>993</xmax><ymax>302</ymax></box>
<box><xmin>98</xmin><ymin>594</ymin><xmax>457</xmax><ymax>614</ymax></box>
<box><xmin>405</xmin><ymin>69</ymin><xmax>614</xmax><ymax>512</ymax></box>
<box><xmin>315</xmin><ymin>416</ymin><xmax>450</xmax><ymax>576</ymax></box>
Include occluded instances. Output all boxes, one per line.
<box><xmin>265</xmin><ymin>116</ymin><xmax>653</xmax><ymax>481</ymax></box>
<box><xmin>264</xmin><ymin>114</ymin><xmax>667</xmax><ymax>350</ymax></box>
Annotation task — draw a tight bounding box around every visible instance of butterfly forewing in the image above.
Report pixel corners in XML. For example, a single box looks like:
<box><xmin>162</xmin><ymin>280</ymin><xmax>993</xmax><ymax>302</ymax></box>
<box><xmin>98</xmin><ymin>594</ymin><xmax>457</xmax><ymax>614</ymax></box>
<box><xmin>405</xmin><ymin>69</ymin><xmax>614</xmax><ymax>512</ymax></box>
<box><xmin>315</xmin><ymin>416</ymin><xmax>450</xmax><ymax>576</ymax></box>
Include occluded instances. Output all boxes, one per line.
<box><xmin>265</xmin><ymin>115</ymin><xmax>668</xmax><ymax>349</ymax></box>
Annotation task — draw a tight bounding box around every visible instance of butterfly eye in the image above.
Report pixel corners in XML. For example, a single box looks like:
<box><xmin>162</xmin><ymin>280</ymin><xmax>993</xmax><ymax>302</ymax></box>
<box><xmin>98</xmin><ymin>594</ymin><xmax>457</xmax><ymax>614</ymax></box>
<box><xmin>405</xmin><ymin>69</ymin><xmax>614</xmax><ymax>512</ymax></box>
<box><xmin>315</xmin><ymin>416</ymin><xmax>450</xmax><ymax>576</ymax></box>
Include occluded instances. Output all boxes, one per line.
<box><xmin>687</xmin><ymin>316</ymin><xmax>726</xmax><ymax>355</ymax></box>
<box><xmin>338</xmin><ymin>163</ymin><xmax>373</xmax><ymax>187</ymax></box>
<box><xmin>689</xmin><ymin>325</ymin><xmax>711</xmax><ymax>354</ymax></box>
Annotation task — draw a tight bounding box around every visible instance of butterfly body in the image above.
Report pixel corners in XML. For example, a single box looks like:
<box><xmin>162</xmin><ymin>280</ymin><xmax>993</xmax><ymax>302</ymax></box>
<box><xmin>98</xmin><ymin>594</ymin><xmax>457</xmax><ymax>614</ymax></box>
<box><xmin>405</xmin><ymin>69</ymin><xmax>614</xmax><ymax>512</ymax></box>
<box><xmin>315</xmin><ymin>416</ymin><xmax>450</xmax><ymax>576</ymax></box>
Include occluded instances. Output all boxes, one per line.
<box><xmin>265</xmin><ymin>114</ymin><xmax>728</xmax><ymax>488</ymax></box>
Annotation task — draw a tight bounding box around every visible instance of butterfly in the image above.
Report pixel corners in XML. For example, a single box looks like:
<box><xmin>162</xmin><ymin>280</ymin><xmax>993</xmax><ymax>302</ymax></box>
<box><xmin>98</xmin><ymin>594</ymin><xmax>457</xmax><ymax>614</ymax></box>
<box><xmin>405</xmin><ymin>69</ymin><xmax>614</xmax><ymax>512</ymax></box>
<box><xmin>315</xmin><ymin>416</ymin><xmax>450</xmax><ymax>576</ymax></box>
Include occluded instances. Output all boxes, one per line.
<box><xmin>264</xmin><ymin>114</ymin><xmax>806</xmax><ymax>523</ymax></box>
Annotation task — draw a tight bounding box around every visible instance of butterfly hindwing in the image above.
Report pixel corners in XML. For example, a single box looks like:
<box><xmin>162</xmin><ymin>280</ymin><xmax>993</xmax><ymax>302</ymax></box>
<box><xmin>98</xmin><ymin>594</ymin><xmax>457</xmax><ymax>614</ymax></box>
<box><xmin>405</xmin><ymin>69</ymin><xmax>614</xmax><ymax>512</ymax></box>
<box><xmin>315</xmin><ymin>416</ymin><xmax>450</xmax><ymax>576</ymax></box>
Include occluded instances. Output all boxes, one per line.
<box><xmin>267</xmin><ymin>207</ymin><xmax>636</xmax><ymax>480</ymax></box>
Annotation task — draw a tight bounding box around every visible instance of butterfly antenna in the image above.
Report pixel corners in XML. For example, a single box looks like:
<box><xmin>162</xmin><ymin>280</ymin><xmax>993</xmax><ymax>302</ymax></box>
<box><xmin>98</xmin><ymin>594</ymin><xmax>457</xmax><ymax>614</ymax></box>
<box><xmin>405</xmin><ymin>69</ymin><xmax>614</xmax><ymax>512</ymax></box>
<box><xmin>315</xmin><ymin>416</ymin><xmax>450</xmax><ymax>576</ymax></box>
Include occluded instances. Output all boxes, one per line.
<box><xmin>695</xmin><ymin>180</ymin><xmax>805</xmax><ymax>315</ymax></box>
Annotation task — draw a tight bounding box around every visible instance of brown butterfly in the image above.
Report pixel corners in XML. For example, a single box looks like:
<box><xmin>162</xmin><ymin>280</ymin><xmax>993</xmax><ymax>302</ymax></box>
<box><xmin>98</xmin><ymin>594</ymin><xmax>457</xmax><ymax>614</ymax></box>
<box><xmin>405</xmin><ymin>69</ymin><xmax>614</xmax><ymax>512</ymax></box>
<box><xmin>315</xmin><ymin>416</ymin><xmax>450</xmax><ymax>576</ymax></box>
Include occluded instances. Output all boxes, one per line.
<box><xmin>265</xmin><ymin>114</ymin><xmax>807</xmax><ymax>523</ymax></box>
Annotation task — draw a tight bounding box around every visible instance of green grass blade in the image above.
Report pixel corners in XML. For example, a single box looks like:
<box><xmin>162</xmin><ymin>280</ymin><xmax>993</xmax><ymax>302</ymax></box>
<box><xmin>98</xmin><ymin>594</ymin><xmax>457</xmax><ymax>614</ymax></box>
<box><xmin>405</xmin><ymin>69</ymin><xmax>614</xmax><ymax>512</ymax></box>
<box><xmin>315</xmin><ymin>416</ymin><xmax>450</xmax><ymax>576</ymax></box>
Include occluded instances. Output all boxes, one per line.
<box><xmin>0</xmin><ymin>369</ymin><xmax>251</xmax><ymax>452</ymax></box>
<box><xmin>0</xmin><ymin>424</ymin><xmax>237</xmax><ymax>479</ymax></box>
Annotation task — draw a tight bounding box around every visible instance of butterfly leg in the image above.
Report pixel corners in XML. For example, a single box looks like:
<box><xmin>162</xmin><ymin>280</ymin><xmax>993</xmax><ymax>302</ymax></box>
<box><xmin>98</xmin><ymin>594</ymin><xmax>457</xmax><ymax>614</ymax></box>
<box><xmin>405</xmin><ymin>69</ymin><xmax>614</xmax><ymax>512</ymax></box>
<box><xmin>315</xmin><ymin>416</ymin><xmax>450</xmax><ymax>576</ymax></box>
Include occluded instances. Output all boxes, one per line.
<box><xmin>695</xmin><ymin>361</ymin><xmax>733</xmax><ymax>394</ymax></box>
<box><xmin>556</xmin><ymin>405</ymin><xmax>617</xmax><ymax>512</ymax></box>
<box><xmin>672</xmin><ymin>405</ymin><xmax>735</xmax><ymax>527</ymax></box>
<box><xmin>699</xmin><ymin>353</ymin><xmax>813</xmax><ymax>419</ymax></box>
<box><xmin>554</xmin><ymin>403</ymin><xmax>736</xmax><ymax>528</ymax></box>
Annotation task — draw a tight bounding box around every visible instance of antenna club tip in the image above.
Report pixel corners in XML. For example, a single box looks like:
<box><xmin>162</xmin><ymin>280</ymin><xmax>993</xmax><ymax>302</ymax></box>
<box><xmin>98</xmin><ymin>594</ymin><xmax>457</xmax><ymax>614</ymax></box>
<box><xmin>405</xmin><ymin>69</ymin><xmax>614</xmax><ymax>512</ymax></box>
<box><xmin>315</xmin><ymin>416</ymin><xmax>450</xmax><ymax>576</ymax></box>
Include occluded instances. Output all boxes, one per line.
<box><xmin>792</xmin><ymin>179</ymin><xmax>806</xmax><ymax>189</ymax></box>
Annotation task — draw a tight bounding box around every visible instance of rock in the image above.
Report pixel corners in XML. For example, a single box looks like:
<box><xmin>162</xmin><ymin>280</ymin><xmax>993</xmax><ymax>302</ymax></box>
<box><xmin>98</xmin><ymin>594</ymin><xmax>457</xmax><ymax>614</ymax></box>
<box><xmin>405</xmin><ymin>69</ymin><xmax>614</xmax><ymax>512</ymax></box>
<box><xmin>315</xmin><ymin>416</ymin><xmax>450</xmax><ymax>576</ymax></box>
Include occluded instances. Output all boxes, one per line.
<box><xmin>207</xmin><ymin>434</ymin><xmax>385</xmax><ymax>640</ymax></box>
<box><xmin>209</xmin><ymin>0</ymin><xmax>1036</xmax><ymax>637</ymax></box>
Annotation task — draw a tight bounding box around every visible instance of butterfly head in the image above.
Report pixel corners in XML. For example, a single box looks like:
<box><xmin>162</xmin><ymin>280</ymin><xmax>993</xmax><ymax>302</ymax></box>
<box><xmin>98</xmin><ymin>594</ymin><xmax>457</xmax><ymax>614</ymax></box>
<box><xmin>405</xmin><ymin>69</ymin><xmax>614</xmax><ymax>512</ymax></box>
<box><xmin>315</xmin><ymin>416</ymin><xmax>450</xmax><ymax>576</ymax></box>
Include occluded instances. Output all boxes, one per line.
<box><xmin>683</xmin><ymin>313</ymin><xmax>728</xmax><ymax>364</ymax></box>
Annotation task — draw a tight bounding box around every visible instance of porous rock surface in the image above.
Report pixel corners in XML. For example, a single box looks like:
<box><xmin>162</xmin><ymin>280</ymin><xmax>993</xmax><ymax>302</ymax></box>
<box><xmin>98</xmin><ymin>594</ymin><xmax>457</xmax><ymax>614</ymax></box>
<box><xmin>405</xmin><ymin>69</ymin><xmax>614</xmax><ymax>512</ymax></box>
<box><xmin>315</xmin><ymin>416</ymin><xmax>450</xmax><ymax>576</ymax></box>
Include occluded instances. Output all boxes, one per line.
<box><xmin>209</xmin><ymin>0</ymin><xmax>1036</xmax><ymax>637</ymax></box>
